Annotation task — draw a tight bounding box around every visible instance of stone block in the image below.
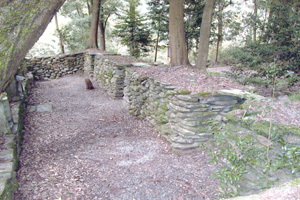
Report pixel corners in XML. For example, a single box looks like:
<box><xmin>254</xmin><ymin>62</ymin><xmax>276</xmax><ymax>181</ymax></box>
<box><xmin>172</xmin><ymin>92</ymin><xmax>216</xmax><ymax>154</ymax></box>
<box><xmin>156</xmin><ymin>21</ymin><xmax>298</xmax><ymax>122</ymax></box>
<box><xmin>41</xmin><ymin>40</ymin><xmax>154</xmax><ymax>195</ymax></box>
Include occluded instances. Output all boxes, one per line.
<box><xmin>0</xmin><ymin>93</ymin><xmax>12</xmax><ymax>135</ymax></box>
<box><xmin>36</xmin><ymin>104</ymin><xmax>53</xmax><ymax>112</ymax></box>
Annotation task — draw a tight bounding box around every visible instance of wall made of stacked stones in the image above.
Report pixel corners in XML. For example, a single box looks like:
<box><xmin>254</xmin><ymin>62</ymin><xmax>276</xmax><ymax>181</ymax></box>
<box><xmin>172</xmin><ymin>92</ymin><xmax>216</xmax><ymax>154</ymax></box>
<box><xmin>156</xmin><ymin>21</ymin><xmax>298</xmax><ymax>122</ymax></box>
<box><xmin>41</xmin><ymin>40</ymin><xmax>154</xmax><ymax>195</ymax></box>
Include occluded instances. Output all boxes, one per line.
<box><xmin>124</xmin><ymin>69</ymin><xmax>244</xmax><ymax>149</ymax></box>
<box><xmin>24</xmin><ymin>53</ymin><xmax>85</xmax><ymax>80</ymax></box>
<box><xmin>0</xmin><ymin>71</ymin><xmax>33</xmax><ymax>199</ymax></box>
<box><xmin>92</xmin><ymin>55</ymin><xmax>127</xmax><ymax>98</ymax></box>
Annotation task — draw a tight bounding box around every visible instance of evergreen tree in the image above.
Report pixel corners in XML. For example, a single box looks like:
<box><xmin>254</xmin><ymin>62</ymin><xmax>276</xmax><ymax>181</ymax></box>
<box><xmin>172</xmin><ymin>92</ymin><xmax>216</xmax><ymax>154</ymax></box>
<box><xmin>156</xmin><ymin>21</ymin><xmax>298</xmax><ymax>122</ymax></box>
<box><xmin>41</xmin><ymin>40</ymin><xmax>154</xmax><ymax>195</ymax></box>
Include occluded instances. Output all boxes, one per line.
<box><xmin>113</xmin><ymin>0</ymin><xmax>151</xmax><ymax>58</ymax></box>
<box><xmin>147</xmin><ymin>0</ymin><xmax>169</xmax><ymax>62</ymax></box>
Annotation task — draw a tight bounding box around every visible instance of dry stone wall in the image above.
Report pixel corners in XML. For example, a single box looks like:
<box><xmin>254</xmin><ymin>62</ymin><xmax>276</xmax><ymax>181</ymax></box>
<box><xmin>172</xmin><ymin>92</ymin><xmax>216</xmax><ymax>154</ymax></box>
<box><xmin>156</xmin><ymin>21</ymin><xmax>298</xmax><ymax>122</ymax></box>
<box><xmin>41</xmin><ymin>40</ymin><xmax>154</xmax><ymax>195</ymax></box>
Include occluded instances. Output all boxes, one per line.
<box><xmin>88</xmin><ymin>54</ymin><xmax>127</xmax><ymax>98</ymax></box>
<box><xmin>85</xmin><ymin>53</ymin><xmax>244</xmax><ymax>149</ymax></box>
<box><xmin>13</xmin><ymin>52</ymin><xmax>300</xmax><ymax>197</ymax></box>
<box><xmin>124</xmin><ymin>69</ymin><xmax>244</xmax><ymax>149</ymax></box>
<box><xmin>0</xmin><ymin>71</ymin><xmax>33</xmax><ymax>199</ymax></box>
<box><xmin>88</xmin><ymin>53</ymin><xmax>300</xmax><ymax>196</ymax></box>
<box><xmin>24</xmin><ymin>53</ymin><xmax>85</xmax><ymax>80</ymax></box>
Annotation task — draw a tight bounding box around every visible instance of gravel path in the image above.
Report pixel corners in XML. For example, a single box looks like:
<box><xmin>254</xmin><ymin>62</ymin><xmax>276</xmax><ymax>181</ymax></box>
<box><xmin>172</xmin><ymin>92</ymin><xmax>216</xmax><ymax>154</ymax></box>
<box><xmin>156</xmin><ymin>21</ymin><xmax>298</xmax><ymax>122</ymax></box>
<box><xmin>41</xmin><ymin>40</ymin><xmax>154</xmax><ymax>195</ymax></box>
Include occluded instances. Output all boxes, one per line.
<box><xmin>15</xmin><ymin>74</ymin><xmax>221</xmax><ymax>200</ymax></box>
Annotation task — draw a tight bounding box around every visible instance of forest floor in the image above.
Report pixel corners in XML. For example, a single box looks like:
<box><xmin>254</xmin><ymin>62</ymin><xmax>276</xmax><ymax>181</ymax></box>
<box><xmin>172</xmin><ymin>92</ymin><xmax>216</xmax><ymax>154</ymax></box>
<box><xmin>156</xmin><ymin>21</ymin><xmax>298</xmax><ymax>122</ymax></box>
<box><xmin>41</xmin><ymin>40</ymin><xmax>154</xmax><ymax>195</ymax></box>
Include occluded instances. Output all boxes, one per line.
<box><xmin>14</xmin><ymin>74</ymin><xmax>222</xmax><ymax>200</ymax></box>
<box><xmin>14</xmin><ymin>63</ymin><xmax>300</xmax><ymax>200</ymax></box>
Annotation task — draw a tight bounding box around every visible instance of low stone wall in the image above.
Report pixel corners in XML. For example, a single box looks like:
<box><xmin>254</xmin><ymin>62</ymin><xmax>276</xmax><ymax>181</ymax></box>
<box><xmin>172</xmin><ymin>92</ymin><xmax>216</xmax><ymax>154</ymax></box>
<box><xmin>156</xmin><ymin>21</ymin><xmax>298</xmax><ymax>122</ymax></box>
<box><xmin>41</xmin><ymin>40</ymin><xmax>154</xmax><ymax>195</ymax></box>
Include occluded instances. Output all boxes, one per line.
<box><xmin>88</xmin><ymin>54</ymin><xmax>300</xmax><ymax>196</ymax></box>
<box><xmin>89</xmin><ymin>54</ymin><xmax>128</xmax><ymax>98</ymax></box>
<box><xmin>124</xmin><ymin>69</ymin><xmax>244</xmax><ymax>149</ymax></box>
<box><xmin>24</xmin><ymin>53</ymin><xmax>85</xmax><ymax>80</ymax></box>
<box><xmin>0</xmin><ymin>72</ymin><xmax>33</xmax><ymax>199</ymax></box>
<box><xmin>18</xmin><ymin>52</ymin><xmax>300</xmax><ymax>198</ymax></box>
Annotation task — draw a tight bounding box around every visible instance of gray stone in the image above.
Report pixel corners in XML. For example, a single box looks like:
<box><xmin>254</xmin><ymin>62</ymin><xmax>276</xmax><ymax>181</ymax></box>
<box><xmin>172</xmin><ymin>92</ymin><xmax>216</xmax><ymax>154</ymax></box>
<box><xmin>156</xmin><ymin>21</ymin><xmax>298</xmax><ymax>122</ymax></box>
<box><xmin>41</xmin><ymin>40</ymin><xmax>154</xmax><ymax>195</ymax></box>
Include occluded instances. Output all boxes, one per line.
<box><xmin>132</xmin><ymin>62</ymin><xmax>152</xmax><ymax>67</ymax></box>
<box><xmin>36</xmin><ymin>69</ymin><xmax>43</xmax><ymax>74</ymax></box>
<box><xmin>171</xmin><ymin>142</ymin><xmax>200</xmax><ymax>150</ymax></box>
<box><xmin>28</xmin><ymin>106</ymin><xmax>36</xmax><ymax>112</ymax></box>
<box><xmin>217</xmin><ymin>89</ymin><xmax>265</xmax><ymax>101</ymax></box>
<box><xmin>210</xmin><ymin>100</ymin><xmax>238</xmax><ymax>106</ymax></box>
<box><xmin>169</xmin><ymin>134</ymin><xmax>194</xmax><ymax>144</ymax></box>
<box><xmin>282</xmin><ymin>133</ymin><xmax>300</xmax><ymax>144</ymax></box>
<box><xmin>0</xmin><ymin>93</ymin><xmax>12</xmax><ymax>135</ymax></box>
<box><xmin>36</xmin><ymin>104</ymin><xmax>53</xmax><ymax>112</ymax></box>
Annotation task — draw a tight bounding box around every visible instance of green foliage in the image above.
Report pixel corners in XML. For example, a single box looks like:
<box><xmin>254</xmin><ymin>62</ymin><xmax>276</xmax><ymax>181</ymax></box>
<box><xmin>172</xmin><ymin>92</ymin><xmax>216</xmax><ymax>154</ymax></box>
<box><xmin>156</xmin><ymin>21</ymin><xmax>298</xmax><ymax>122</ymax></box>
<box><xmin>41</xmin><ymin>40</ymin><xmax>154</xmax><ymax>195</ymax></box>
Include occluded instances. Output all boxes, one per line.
<box><xmin>288</xmin><ymin>91</ymin><xmax>300</xmax><ymax>102</ymax></box>
<box><xmin>59</xmin><ymin>0</ymin><xmax>122</xmax><ymax>52</ymax></box>
<box><xmin>113</xmin><ymin>0</ymin><xmax>152</xmax><ymax>58</ymax></box>
<box><xmin>177</xmin><ymin>90</ymin><xmax>191</xmax><ymax>95</ymax></box>
<box><xmin>271</xmin><ymin>145</ymin><xmax>300</xmax><ymax>174</ymax></box>
<box><xmin>60</xmin><ymin>0</ymin><xmax>91</xmax><ymax>51</ymax></box>
<box><xmin>220</xmin><ymin>1</ymin><xmax>300</xmax><ymax>76</ymax></box>
<box><xmin>205</xmin><ymin>112</ymin><xmax>300</xmax><ymax>197</ymax></box>
<box><xmin>197</xmin><ymin>92</ymin><xmax>211</xmax><ymax>96</ymax></box>
<box><xmin>147</xmin><ymin>0</ymin><xmax>169</xmax><ymax>42</ymax></box>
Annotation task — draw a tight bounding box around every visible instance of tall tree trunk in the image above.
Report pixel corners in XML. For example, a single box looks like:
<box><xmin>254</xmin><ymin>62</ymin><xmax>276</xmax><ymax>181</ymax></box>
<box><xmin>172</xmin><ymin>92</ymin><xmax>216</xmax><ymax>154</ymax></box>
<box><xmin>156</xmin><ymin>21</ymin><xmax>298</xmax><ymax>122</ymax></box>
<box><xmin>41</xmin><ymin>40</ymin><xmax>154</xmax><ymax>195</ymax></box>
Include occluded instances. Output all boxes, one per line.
<box><xmin>169</xmin><ymin>0</ymin><xmax>190</xmax><ymax>66</ymax></box>
<box><xmin>88</xmin><ymin>0</ymin><xmax>101</xmax><ymax>49</ymax></box>
<box><xmin>196</xmin><ymin>0</ymin><xmax>215</xmax><ymax>72</ymax></box>
<box><xmin>265</xmin><ymin>1</ymin><xmax>274</xmax><ymax>42</ymax></box>
<box><xmin>0</xmin><ymin>0</ymin><xmax>66</xmax><ymax>92</ymax></box>
<box><xmin>253</xmin><ymin>0</ymin><xmax>257</xmax><ymax>42</ymax></box>
<box><xmin>54</xmin><ymin>13</ymin><xmax>65</xmax><ymax>54</ymax></box>
<box><xmin>99</xmin><ymin>3</ymin><xmax>106</xmax><ymax>51</ymax></box>
<box><xmin>154</xmin><ymin>29</ymin><xmax>160</xmax><ymax>62</ymax></box>
<box><xmin>215</xmin><ymin>0</ymin><xmax>223</xmax><ymax>64</ymax></box>
<box><xmin>99</xmin><ymin>21</ymin><xmax>106</xmax><ymax>51</ymax></box>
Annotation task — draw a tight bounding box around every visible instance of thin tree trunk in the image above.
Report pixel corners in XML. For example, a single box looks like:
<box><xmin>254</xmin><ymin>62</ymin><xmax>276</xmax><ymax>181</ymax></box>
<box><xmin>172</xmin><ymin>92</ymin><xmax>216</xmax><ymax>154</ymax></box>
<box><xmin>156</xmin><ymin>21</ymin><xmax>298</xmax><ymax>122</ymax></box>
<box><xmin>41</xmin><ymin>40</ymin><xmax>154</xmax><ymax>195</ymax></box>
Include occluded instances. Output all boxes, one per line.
<box><xmin>88</xmin><ymin>0</ymin><xmax>101</xmax><ymax>49</ymax></box>
<box><xmin>154</xmin><ymin>29</ymin><xmax>160</xmax><ymax>62</ymax></box>
<box><xmin>54</xmin><ymin>13</ymin><xmax>65</xmax><ymax>54</ymax></box>
<box><xmin>99</xmin><ymin>21</ymin><xmax>106</xmax><ymax>51</ymax></box>
<box><xmin>215</xmin><ymin>0</ymin><xmax>222</xmax><ymax>64</ymax></box>
<box><xmin>253</xmin><ymin>0</ymin><xmax>257</xmax><ymax>42</ymax></box>
<box><xmin>99</xmin><ymin>2</ymin><xmax>106</xmax><ymax>51</ymax></box>
<box><xmin>169</xmin><ymin>0</ymin><xmax>190</xmax><ymax>66</ymax></box>
<box><xmin>196</xmin><ymin>0</ymin><xmax>215</xmax><ymax>72</ymax></box>
<box><xmin>87</xmin><ymin>0</ymin><xmax>92</xmax><ymax>15</ymax></box>
<box><xmin>265</xmin><ymin>1</ymin><xmax>274</xmax><ymax>42</ymax></box>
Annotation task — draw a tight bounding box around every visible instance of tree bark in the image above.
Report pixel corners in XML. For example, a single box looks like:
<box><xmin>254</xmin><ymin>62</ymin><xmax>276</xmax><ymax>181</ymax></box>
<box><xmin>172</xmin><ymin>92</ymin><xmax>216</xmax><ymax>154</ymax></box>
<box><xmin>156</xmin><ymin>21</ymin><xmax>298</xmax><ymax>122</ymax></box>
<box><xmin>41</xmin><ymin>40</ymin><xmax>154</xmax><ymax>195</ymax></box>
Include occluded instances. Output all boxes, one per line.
<box><xmin>54</xmin><ymin>13</ymin><xmax>65</xmax><ymax>54</ymax></box>
<box><xmin>88</xmin><ymin>0</ymin><xmax>101</xmax><ymax>49</ymax></box>
<box><xmin>0</xmin><ymin>0</ymin><xmax>66</xmax><ymax>92</ymax></box>
<box><xmin>169</xmin><ymin>0</ymin><xmax>190</xmax><ymax>66</ymax></box>
<box><xmin>195</xmin><ymin>0</ymin><xmax>215</xmax><ymax>72</ymax></box>
<box><xmin>154</xmin><ymin>29</ymin><xmax>160</xmax><ymax>62</ymax></box>
<box><xmin>253</xmin><ymin>0</ymin><xmax>257</xmax><ymax>42</ymax></box>
<box><xmin>215</xmin><ymin>0</ymin><xmax>223</xmax><ymax>64</ymax></box>
<box><xmin>99</xmin><ymin>2</ymin><xmax>106</xmax><ymax>51</ymax></box>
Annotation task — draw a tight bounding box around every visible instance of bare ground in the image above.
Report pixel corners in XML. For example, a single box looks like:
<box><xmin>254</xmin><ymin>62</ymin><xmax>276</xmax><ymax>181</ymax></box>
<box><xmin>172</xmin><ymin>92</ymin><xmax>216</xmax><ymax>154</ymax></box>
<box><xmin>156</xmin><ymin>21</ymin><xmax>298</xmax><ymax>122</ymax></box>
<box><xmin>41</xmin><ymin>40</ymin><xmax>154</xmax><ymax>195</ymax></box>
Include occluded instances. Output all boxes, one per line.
<box><xmin>14</xmin><ymin>74</ymin><xmax>221</xmax><ymax>200</ymax></box>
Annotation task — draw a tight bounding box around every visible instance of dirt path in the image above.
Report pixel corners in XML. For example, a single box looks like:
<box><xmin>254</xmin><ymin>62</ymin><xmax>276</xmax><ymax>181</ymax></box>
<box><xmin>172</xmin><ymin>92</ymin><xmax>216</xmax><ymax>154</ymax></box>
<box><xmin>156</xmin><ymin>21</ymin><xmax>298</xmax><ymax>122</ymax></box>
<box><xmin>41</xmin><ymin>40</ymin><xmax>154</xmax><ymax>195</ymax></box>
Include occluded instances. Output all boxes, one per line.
<box><xmin>14</xmin><ymin>74</ymin><xmax>220</xmax><ymax>200</ymax></box>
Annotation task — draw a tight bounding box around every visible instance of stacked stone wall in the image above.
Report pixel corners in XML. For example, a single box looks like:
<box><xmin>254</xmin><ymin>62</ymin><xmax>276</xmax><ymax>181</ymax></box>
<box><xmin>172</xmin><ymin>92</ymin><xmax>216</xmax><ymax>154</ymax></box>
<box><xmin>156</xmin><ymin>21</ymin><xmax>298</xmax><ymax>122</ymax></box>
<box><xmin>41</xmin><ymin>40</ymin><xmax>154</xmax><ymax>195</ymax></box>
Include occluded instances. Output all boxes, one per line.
<box><xmin>89</xmin><ymin>54</ymin><xmax>300</xmax><ymax>196</ymax></box>
<box><xmin>13</xmin><ymin>52</ymin><xmax>300</xmax><ymax>197</ymax></box>
<box><xmin>24</xmin><ymin>53</ymin><xmax>85</xmax><ymax>80</ymax></box>
<box><xmin>91</xmin><ymin>54</ymin><xmax>127</xmax><ymax>98</ymax></box>
<box><xmin>123</xmin><ymin>69</ymin><xmax>244</xmax><ymax>149</ymax></box>
<box><xmin>0</xmin><ymin>71</ymin><xmax>33</xmax><ymax>199</ymax></box>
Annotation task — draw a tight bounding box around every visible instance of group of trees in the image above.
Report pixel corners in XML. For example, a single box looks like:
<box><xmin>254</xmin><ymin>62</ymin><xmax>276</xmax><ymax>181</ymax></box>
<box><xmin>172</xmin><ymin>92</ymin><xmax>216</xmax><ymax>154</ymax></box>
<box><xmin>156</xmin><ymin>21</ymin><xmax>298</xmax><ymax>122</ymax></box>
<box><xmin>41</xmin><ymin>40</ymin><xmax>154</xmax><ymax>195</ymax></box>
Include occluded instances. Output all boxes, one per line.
<box><xmin>53</xmin><ymin>0</ymin><xmax>216</xmax><ymax>72</ymax></box>
<box><xmin>221</xmin><ymin>0</ymin><xmax>300</xmax><ymax>75</ymax></box>
<box><xmin>51</xmin><ymin>0</ymin><xmax>300</xmax><ymax>74</ymax></box>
